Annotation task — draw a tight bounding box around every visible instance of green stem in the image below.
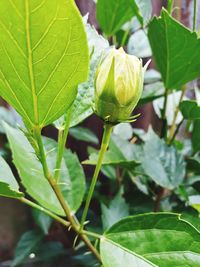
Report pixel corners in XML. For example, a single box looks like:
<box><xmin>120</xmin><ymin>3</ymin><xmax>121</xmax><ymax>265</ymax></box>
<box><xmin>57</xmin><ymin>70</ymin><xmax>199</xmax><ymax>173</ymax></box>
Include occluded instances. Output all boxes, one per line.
<box><xmin>33</xmin><ymin>127</ymin><xmax>101</xmax><ymax>262</ymax></box>
<box><xmin>167</xmin><ymin>0</ymin><xmax>174</xmax><ymax>14</ymax></box>
<box><xmin>80</xmin><ymin>123</ymin><xmax>113</xmax><ymax>231</ymax></box>
<box><xmin>193</xmin><ymin>0</ymin><xmax>197</xmax><ymax>31</ymax></box>
<box><xmin>21</xmin><ymin>197</ymin><xmax>70</xmax><ymax>227</ymax></box>
<box><xmin>82</xmin><ymin>230</ymin><xmax>101</xmax><ymax>239</ymax></box>
<box><xmin>161</xmin><ymin>89</ymin><xmax>169</xmax><ymax>139</ymax></box>
<box><xmin>54</xmin><ymin>109</ymin><xmax>72</xmax><ymax>182</ymax></box>
<box><xmin>120</xmin><ymin>26</ymin><xmax>130</xmax><ymax>47</ymax></box>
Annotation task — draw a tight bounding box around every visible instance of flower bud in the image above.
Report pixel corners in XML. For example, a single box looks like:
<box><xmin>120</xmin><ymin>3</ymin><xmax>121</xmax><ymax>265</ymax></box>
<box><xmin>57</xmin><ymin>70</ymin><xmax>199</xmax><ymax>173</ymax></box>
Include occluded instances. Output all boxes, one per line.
<box><xmin>95</xmin><ymin>47</ymin><xmax>144</xmax><ymax>123</ymax></box>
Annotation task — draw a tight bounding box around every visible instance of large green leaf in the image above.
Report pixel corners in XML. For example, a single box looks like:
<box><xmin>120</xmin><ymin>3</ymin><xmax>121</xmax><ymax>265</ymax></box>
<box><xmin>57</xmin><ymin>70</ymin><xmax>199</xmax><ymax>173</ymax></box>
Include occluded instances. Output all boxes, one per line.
<box><xmin>96</xmin><ymin>0</ymin><xmax>142</xmax><ymax>36</ymax></box>
<box><xmin>3</xmin><ymin>122</ymin><xmax>85</xmax><ymax>216</ymax></box>
<box><xmin>0</xmin><ymin>156</ymin><xmax>23</xmax><ymax>198</ymax></box>
<box><xmin>180</xmin><ymin>101</ymin><xmax>200</xmax><ymax>120</ymax></box>
<box><xmin>0</xmin><ymin>0</ymin><xmax>89</xmax><ymax>129</ymax></box>
<box><xmin>142</xmin><ymin>128</ymin><xmax>186</xmax><ymax>189</ymax></box>
<box><xmin>100</xmin><ymin>213</ymin><xmax>200</xmax><ymax>267</ymax></box>
<box><xmin>148</xmin><ymin>9</ymin><xmax>200</xmax><ymax>89</ymax></box>
<box><xmin>54</xmin><ymin>16</ymin><xmax>109</xmax><ymax>128</ymax></box>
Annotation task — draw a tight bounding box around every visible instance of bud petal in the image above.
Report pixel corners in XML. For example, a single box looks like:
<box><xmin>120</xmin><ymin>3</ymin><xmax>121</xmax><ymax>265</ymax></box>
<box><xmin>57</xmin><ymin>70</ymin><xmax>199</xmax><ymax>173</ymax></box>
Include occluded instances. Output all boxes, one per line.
<box><xmin>95</xmin><ymin>48</ymin><xmax>145</xmax><ymax>124</ymax></box>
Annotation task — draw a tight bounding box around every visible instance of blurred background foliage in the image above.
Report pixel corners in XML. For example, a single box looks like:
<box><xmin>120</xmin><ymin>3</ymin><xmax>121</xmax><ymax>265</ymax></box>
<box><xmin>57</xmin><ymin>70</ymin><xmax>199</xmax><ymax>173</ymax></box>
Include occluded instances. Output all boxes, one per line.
<box><xmin>0</xmin><ymin>0</ymin><xmax>200</xmax><ymax>266</ymax></box>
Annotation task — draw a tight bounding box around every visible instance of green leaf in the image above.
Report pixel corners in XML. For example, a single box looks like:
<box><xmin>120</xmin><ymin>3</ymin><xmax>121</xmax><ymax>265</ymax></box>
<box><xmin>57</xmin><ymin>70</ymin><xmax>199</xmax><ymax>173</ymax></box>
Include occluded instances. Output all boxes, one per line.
<box><xmin>139</xmin><ymin>82</ymin><xmax>164</xmax><ymax>106</ymax></box>
<box><xmin>128</xmin><ymin>29</ymin><xmax>152</xmax><ymax>58</ymax></box>
<box><xmin>180</xmin><ymin>101</ymin><xmax>200</xmax><ymax>120</ymax></box>
<box><xmin>96</xmin><ymin>0</ymin><xmax>142</xmax><ymax>36</ymax></box>
<box><xmin>32</xmin><ymin>209</ymin><xmax>52</xmax><ymax>235</ymax></box>
<box><xmin>69</xmin><ymin>126</ymin><xmax>99</xmax><ymax>144</ymax></box>
<box><xmin>153</xmin><ymin>91</ymin><xmax>185</xmax><ymax>126</ymax></box>
<box><xmin>3</xmin><ymin>122</ymin><xmax>85</xmax><ymax>216</ymax></box>
<box><xmin>101</xmin><ymin>191</ymin><xmax>129</xmax><ymax>230</ymax></box>
<box><xmin>12</xmin><ymin>230</ymin><xmax>44</xmax><ymax>267</ymax></box>
<box><xmin>148</xmin><ymin>9</ymin><xmax>200</xmax><ymax>89</ymax></box>
<box><xmin>55</xmin><ymin>16</ymin><xmax>109</xmax><ymax>128</ymax></box>
<box><xmin>44</xmin><ymin>138</ymin><xmax>86</xmax><ymax>214</ymax></box>
<box><xmin>0</xmin><ymin>0</ymin><xmax>89</xmax><ymax>129</ymax></box>
<box><xmin>135</xmin><ymin>0</ymin><xmax>152</xmax><ymax>26</ymax></box>
<box><xmin>189</xmin><ymin>196</ymin><xmax>200</xmax><ymax>212</ymax></box>
<box><xmin>113</xmin><ymin>123</ymin><xmax>133</xmax><ymax>140</ymax></box>
<box><xmin>187</xmin><ymin>157</ymin><xmax>200</xmax><ymax>174</ymax></box>
<box><xmin>0</xmin><ymin>107</ymin><xmax>19</xmax><ymax>133</ymax></box>
<box><xmin>142</xmin><ymin>128</ymin><xmax>186</xmax><ymax>189</ymax></box>
<box><xmin>144</xmin><ymin>69</ymin><xmax>161</xmax><ymax>84</ymax></box>
<box><xmin>192</xmin><ymin>120</ymin><xmax>200</xmax><ymax>152</ymax></box>
<box><xmin>34</xmin><ymin>241</ymin><xmax>65</xmax><ymax>262</ymax></box>
<box><xmin>0</xmin><ymin>156</ymin><xmax>23</xmax><ymax>198</ymax></box>
<box><xmin>100</xmin><ymin>213</ymin><xmax>200</xmax><ymax>267</ymax></box>
<box><xmin>83</xmin><ymin>134</ymin><xmax>141</xmax><ymax>168</ymax></box>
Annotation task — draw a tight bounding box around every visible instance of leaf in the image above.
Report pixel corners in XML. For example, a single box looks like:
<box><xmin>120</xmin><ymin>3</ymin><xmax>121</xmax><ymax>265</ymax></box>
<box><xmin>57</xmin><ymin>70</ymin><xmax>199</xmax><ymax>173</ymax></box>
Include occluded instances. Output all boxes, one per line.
<box><xmin>113</xmin><ymin>123</ymin><xmax>133</xmax><ymax>140</ymax></box>
<box><xmin>187</xmin><ymin>157</ymin><xmax>200</xmax><ymax>174</ymax></box>
<box><xmin>144</xmin><ymin>69</ymin><xmax>161</xmax><ymax>84</ymax></box>
<box><xmin>83</xmin><ymin>134</ymin><xmax>141</xmax><ymax>168</ymax></box>
<box><xmin>0</xmin><ymin>0</ymin><xmax>89</xmax><ymax>129</ymax></box>
<box><xmin>0</xmin><ymin>107</ymin><xmax>20</xmax><ymax>133</ymax></box>
<box><xmin>3</xmin><ymin>122</ymin><xmax>85</xmax><ymax>216</ymax></box>
<box><xmin>101</xmin><ymin>191</ymin><xmax>129</xmax><ymax>230</ymax></box>
<box><xmin>34</xmin><ymin>241</ymin><xmax>65</xmax><ymax>262</ymax></box>
<box><xmin>0</xmin><ymin>156</ymin><xmax>24</xmax><ymax>198</ymax></box>
<box><xmin>12</xmin><ymin>230</ymin><xmax>44</xmax><ymax>267</ymax></box>
<box><xmin>139</xmin><ymin>82</ymin><xmax>164</xmax><ymax>106</ymax></box>
<box><xmin>180</xmin><ymin>100</ymin><xmax>200</xmax><ymax>120</ymax></box>
<box><xmin>69</xmin><ymin>126</ymin><xmax>99</xmax><ymax>144</ymax></box>
<box><xmin>100</xmin><ymin>213</ymin><xmax>200</xmax><ymax>267</ymax></box>
<box><xmin>153</xmin><ymin>91</ymin><xmax>186</xmax><ymax>126</ymax></box>
<box><xmin>148</xmin><ymin>9</ymin><xmax>200</xmax><ymax>89</ymax></box>
<box><xmin>135</xmin><ymin>0</ymin><xmax>152</xmax><ymax>26</ymax></box>
<box><xmin>32</xmin><ymin>209</ymin><xmax>53</xmax><ymax>235</ymax></box>
<box><xmin>192</xmin><ymin>120</ymin><xmax>200</xmax><ymax>152</ymax></box>
<box><xmin>96</xmin><ymin>0</ymin><xmax>142</xmax><ymax>36</ymax></box>
<box><xmin>44</xmin><ymin>138</ymin><xmax>86</xmax><ymax>214</ymax></box>
<box><xmin>128</xmin><ymin>29</ymin><xmax>152</xmax><ymax>58</ymax></box>
<box><xmin>122</xmin><ymin>0</ymin><xmax>152</xmax><ymax>33</ymax></box>
<box><xmin>142</xmin><ymin>128</ymin><xmax>186</xmax><ymax>189</ymax></box>
<box><xmin>55</xmin><ymin>16</ymin><xmax>109</xmax><ymax>128</ymax></box>
<box><xmin>189</xmin><ymin>196</ymin><xmax>200</xmax><ymax>212</ymax></box>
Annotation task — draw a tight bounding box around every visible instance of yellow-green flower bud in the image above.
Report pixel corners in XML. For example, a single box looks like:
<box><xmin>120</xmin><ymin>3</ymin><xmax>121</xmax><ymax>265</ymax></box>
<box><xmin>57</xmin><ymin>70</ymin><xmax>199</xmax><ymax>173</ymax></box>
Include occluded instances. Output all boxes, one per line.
<box><xmin>95</xmin><ymin>47</ymin><xmax>144</xmax><ymax>124</ymax></box>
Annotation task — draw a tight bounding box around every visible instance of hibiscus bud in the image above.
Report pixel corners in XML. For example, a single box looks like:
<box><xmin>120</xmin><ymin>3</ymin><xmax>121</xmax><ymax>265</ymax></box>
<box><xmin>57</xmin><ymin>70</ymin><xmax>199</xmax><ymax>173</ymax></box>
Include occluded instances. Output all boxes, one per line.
<box><xmin>95</xmin><ymin>47</ymin><xmax>144</xmax><ymax>123</ymax></box>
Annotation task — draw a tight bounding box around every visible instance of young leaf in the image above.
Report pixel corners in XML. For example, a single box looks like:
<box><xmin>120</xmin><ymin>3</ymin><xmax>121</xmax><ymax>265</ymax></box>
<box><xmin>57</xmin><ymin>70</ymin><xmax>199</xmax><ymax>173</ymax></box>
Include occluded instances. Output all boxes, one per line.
<box><xmin>0</xmin><ymin>0</ymin><xmax>89</xmax><ymax>129</ymax></box>
<box><xmin>0</xmin><ymin>156</ymin><xmax>24</xmax><ymax>199</ymax></box>
<box><xmin>3</xmin><ymin>123</ymin><xmax>85</xmax><ymax>216</ymax></box>
<box><xmin>148</xmin><ymin>9</ymin><xmax>200</xmax><ymax>89</ymax></box>
<box><xmin>96</xmin><ymin>0</ymin><xmax>143</xmax><ymax>36</ymax></box>
<box><xmin>12</xmin><ymin>231</ymin><xmax>44</xmax><ymax>267</ymax></box>
<box><xmin>100</xmin><ymin>213</ymin><xmax>200</xmax><ymax>267</ymax></box>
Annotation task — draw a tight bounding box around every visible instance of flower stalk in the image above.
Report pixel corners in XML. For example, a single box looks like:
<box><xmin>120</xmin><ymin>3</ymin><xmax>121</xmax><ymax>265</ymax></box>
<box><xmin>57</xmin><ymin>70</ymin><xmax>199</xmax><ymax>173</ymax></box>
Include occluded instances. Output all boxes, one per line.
<box><xmin>80</xmin><ymin>123</ymin><xmax>113</xmax><ymax>231</ymax></box>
